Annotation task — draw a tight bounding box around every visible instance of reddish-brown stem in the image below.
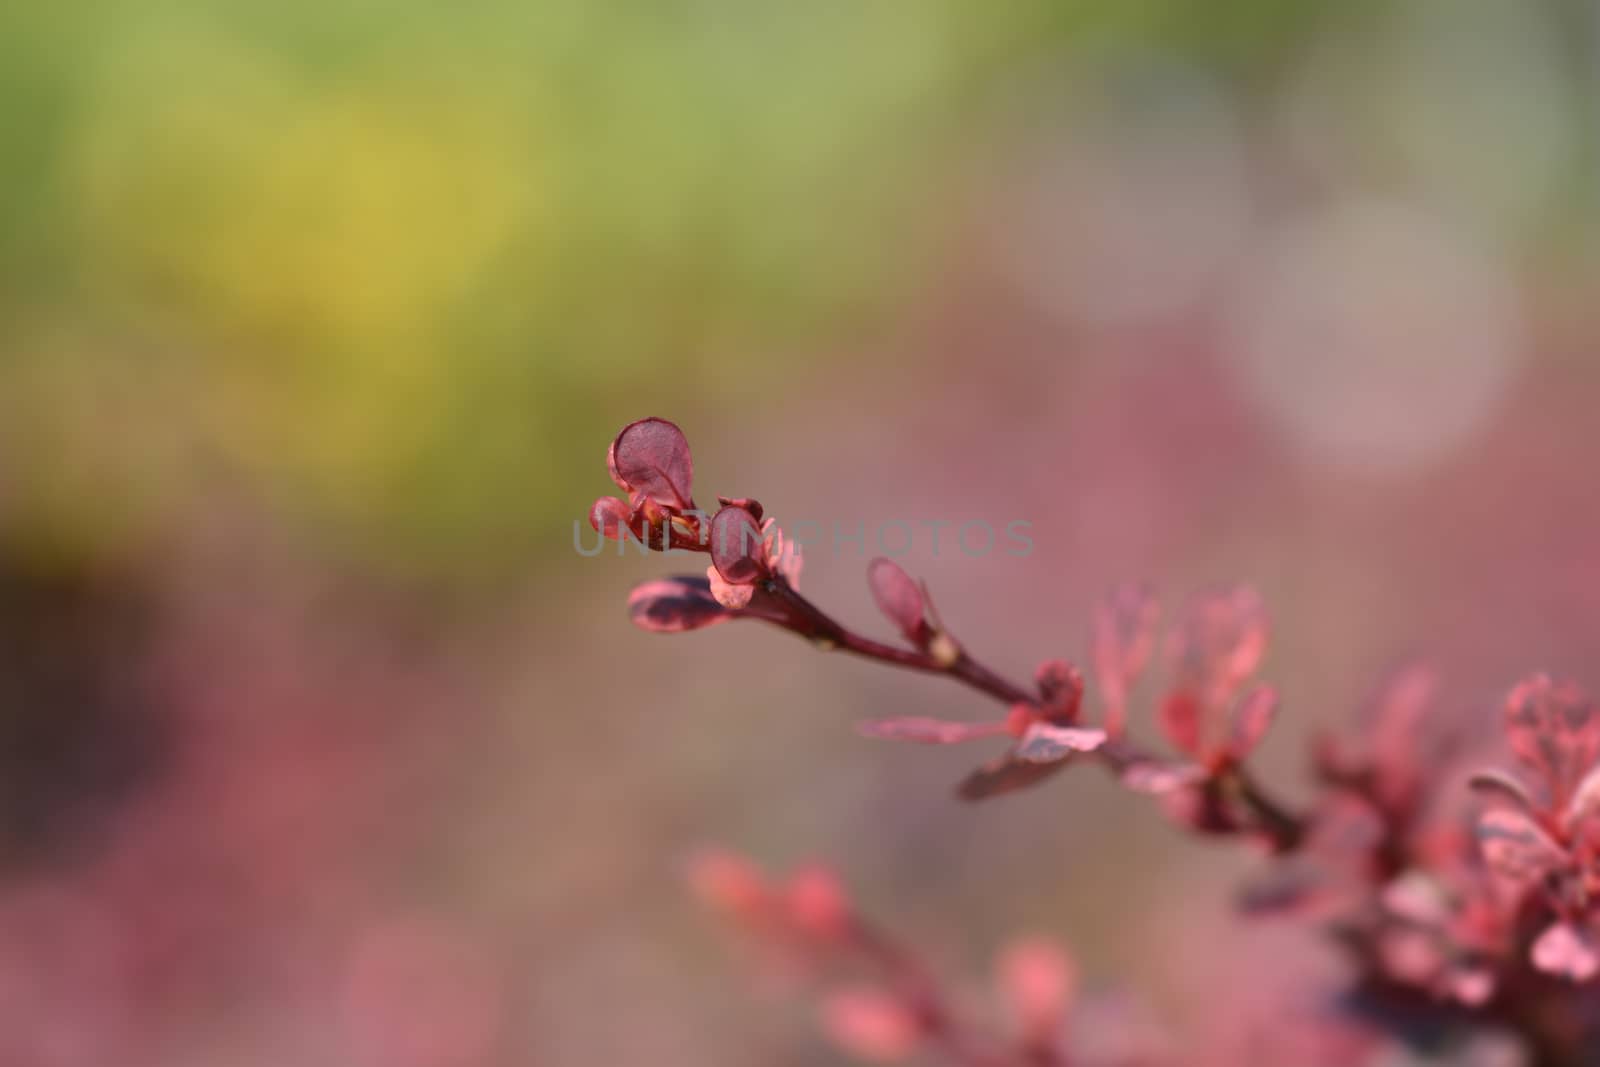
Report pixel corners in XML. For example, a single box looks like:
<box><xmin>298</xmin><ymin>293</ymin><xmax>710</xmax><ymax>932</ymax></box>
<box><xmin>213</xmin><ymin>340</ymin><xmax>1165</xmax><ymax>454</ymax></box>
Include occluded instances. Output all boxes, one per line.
<box><xmin>768</xmin><ymin>578</ymin><xmax>1309</xmax><ymax>848</ymax></box>
<box><xmin>768</xmin><ymin>580</ymin><xmax>1034</xmax><ymax>705</ymax></box>
<box><xmin>1233</xmin><ymin>764</ymin><xmax>1308</xmax><ymax>852</ymax></box>
<box><xmin>949</xmin><ymin>652</ymin><xmax>1037</xmax><ymax>708</ymax></box>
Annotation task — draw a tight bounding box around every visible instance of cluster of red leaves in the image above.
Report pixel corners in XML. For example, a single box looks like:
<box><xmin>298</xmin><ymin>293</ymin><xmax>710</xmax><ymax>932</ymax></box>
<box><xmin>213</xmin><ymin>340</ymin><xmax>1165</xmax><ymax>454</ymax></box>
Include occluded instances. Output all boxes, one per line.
<box><xmin>1255</xmin><ymin>667</ymin><xmax>1600</xmax><ymax>1015</ymax></box>
<box><xmin>686</xmin><ymin>848</ymin><xmax>1158</xmax><ymax>1067</ymax></box>
<box><xmin>591</xmin><ymin>418</ymin><xmax>802</xmax><ymax>628</ymax></box>
<box><xmin>1470</xmin><ymin>677</ymin><xmax>1600</xmax><ymax>981</ymax></box>
<box><xmin>591</xmin><ymin>419</ymin><xmax>1600</xmax><ymax>1066</ymax></box>
<box><xmin>1244</xmin><ymin>664</ymin><xmax>1512</xmax><ymax>1007</ymax></box>
<box><xmin>860</xmin><ymin>577</ymin><xmax>1291</xmax><ymax>850</ymax></box>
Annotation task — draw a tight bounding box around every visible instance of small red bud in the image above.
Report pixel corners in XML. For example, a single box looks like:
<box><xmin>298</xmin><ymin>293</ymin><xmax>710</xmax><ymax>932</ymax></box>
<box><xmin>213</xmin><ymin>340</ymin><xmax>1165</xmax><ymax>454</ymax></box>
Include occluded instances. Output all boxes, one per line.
<box><xmin>686</xmin><ymin>848</ymin><xmax>770</xmax><ymax>924</ymax></box>
<box><xmin>820</xmin><ymin>987</ymin><xmax>921</xmax><ymax>1063</ymax></box>
<box><xmin>996</xmin><ymin>937</ymin><xmax>1076</xmax><ymax>1042</ymax></box>
<box><xmin>867</xmin><ymin>558</ymin><xmax>930</xmax><ymax>648</ymax></box>
<box><xmin>785</xmin><ymin>864</ymin><xmax>851</xmax><ymax>941</ymax></box>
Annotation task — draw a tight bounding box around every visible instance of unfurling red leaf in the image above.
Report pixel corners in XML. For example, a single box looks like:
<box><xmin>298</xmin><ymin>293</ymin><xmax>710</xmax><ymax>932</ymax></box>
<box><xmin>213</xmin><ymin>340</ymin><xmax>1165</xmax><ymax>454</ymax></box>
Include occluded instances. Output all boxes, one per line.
<box><xmin>1091</xmin><ymin>584</ymin><xmax>1159</xmax><ymax>734</ymax></box>
<box><xmin>995</xmin><ymin>937</ymin><xmax>1076</xmax><ymax>1040</ymax></box>
<box><xmin>761</xmin><ymin>518</ymin><xmax>803</xmax><ymax>587</ymax></box>
<box><xmin>1531</xmin><ymin>922</ymin><xmax>1600</xmax><ymax>982</ymax></box>
<box><xmin>1158</xmin><ymin>691</ymin><xmax>1203</xmax><ymax>758</ymax></box>
<box><xmin>608</xmin><ymin>417</ymin><xmax>694</xmax><ymax>508</ymax></box>
<box><xmin>709</xmin><ymin>506</ymin><xmax>766</xmax><ymax>584</ymax></box>
<box><xmin>867</xmin><ymin>558</ymin><xmax>927</xmax><ymax>645</ymax></box>
<box><xmin>1167</xmin><ymin>586</ymin><xmax>1267</xmax><ymax>707</ymax></box>
<box><xmin>1474</xmin><ymin>808</ymin><xmax>1566</xmax><ymax>883</ymax></box>
<box><xmin>820</xmin><ymin>987</ymin><xmax>921</xmax><ymax>1063</ymax></box>
<box><xmin>1368</xmin><ymin>662</ymin><xmax>1439</xmax><ymax>798</ymax></box>
<box><xmin>1157</xmin><ymin>588</ymin><xmax>1267</xmax><ymax>761</ymax></box>
<box><xmin>1014</xmin><ymin>723</ymin><xmax>1107</xmax><ymax>763</ymax></box>
<box><xmin>857</xmin><ymin>717</ymin><xmax>1008</xmax><ymax>745</ymax></box>
<box><xmin>1093</xmin><ymin>584</ymin><xmax>1160</xmax><ymax>672</ymax></box>
<box><xmin>628</xmin><ymin>576</ymin><xmax>736</xmax><ymax>633</ymax></box>
<box><xmin>1505</xmin><ymin>674</ymin><xmax>1600</xmax><ymax>806</ymax></box>
<box><xmin>588</xmin><ymin>496</ymin><xmax>632</xmax><ymax>540</ymax></box>
<box><xmin>957</xmin><ymin>754</ymin><xmax>1067</xmax><ymax>801</ymax></box>
<box><xmin>1227</xmin><ymin>684</ymin><xmax>1279</xmax><ymax>760</ymax></box>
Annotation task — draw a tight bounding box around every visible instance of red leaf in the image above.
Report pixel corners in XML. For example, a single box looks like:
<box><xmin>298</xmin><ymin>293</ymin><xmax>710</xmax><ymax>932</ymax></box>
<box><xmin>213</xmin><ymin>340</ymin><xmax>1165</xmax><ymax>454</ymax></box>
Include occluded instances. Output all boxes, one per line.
<box><xmin>1473</xmin><ymin>808</ymin><xmax>1566</xmax><ymax>883</ymax></box>
<box><xmin>1505</xmin><ymin>674</ymin><xmax>1600</xmax><ymax>807</ymax></box>
<box><xmin>1466</xmin><ymin>770</ymin><xmax>1535</xmax><ymax>813</ymax></box>
<box><xmin>608</xmin><ymin>417</ymin><xmax>694</xmax><ymax>508</ymax></box>
<box><xmin>857</xmin><ymin>717</ymin><xmax>1008</xmax><ymax>745</ymax></box>
<box><xmin>1158</xmin><ymin>691</ymin><xmax>1203</xmax><ymax>758</ymax></box>
<box><xmin>627</xmin><ymin>576</ymin><xmax>736</xmax><ymax>633</ymax></box>
<box><xmin>588</xmin><ymin>496</ymin><xmax>632</xmax><ymax>540</ymax></box>
<box><xmin>1167</xmin><ymin>586</ymin><xmax>1267</xmax><ymax>708</ymax></box>
<box><xmin>1368</xmin><ymin>662</ymin><xmax>1439</xmax><ymax>802</ymax></box>
<box><xmin>1091</xmin><ymin>584</ymin><xmax>1159</xmax><ymax>733</ymax></box>
<box><xmin>1227</xmin><ymin>684</ymin><xmax>1279</xmax><ymax>760</ymax></box>
<box><xmin>1311</xmin><ymin>732</ymin><xmax>1361</xmax><ymax>786</ymax></box>
<box><xmin>1014</xmin><ymin>723</ymin><xmax>1106</xmax><ymax>763</ymax></box>
<box><xmin>709</xmin><ymin>506</ymin><xmax>766</xmax><ymax>585</ymax></box>
<box><xmin>754</xmin><ymin>517</ymin><xmax>803</xmax><ymax>588</ymax></box>
<box><xmin>1565</xmin><ymin>764</ymin><xmax>1600</xmax><ymax>833</ymax></box>
<box><xmin>867</xmin><ymin>558</ymin><xmax>927</xmax><ymax>646</ymax></box>
<box><xmin>1531</xmin><ymin>922</ymin><xmax>1600</xmax><ymax>982</ymax></box>
<box><xmin>957</xmin><ymin>754</ymin><xmax>1067</xmax><ymax>801</ymax></box>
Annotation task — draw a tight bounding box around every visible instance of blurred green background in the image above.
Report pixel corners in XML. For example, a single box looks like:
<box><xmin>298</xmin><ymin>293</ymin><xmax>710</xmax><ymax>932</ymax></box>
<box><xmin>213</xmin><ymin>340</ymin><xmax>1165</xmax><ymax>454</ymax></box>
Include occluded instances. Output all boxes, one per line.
<box><xmin>3</xmin><ymin>0</ymin><xmax>1056</xmax><ymax>570</ymax></box>
<box><xmin>18</xmin><ymin>0</ymin><xmax>1588</xmax><ymax>574</ymax></box>
<box><xmin>2</xmin><ymin>1</ymin><xmax>1600</xmax><ymax>1064</ymax></box>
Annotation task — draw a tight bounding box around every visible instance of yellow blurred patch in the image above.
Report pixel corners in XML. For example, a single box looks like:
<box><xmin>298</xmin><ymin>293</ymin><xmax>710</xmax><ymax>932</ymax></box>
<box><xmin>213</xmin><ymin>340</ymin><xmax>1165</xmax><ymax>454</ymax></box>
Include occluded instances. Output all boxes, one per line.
<box><xmin>67</xmin><ymin>28</ymin><xmax>547</xmax><ymax>529</ymax></box>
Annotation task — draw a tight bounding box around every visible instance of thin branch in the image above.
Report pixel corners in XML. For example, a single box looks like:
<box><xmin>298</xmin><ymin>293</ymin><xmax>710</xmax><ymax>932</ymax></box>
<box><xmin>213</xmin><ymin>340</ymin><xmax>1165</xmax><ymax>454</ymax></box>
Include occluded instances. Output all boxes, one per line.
<box><xmin>769</xmin><ymin>577</ymin><xmax>1310</xmax><ymax>849</ymax></box>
